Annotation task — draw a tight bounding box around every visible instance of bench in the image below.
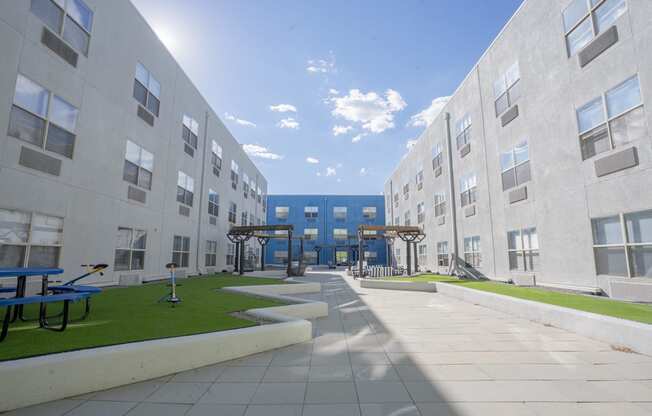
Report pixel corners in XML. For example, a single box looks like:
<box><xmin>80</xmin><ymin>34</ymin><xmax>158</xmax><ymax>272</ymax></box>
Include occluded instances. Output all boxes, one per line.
<box><xmin>0</xmin><ymin>292</ymin><xmax>90</xmax><ymax>342</ymax></box>
<box><xmin>49</xmin><ymin>285</ymin><xmax>102</xmax><ymax>321</ymax></box>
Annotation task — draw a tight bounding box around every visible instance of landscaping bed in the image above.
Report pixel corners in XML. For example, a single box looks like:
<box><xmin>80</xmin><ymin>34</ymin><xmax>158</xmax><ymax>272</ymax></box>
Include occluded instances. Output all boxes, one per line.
<box><xmin>0</xmin><ymin>274</ymin><xmax>287</xmax><ymax>361</ymax></box>
<box><xmin>386</xmin><ymin>274</ymin><xmax>652</xmax><ymax>325</ymax></box>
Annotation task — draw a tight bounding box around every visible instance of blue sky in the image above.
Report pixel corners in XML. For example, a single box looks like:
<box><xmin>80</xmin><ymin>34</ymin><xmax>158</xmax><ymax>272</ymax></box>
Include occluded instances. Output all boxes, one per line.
<box><xmin>131</xmin><ymin>0</ymin><xmax>523</xmax><ymax>195</ymax></box>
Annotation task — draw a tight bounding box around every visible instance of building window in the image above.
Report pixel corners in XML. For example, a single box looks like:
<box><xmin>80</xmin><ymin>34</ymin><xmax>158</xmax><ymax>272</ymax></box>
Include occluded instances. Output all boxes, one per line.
<box><xmin>123</xmin><ymin>140</ymin><xmax>153</xmax><ymax>190</ymax></box>
<box><xmin>274</xmin><ymin>250</ymin><xmax>288</xmax><ymax>265</ymax></box>
<box><xmin>333</xmin><ymin>228</ymin><xmax>348</xmax><ymax>240</ymax></box>
<box><xmin>250</xmin><ymin>178</ymin><xmax>256</xmax><ymax>199</ymax></box>
<box><xmin>393</xmin><ymin>193</ymin><xmax>399</xmax><ymax>208</ymax></box>
<box><xmin>363</xmin><ymin>207</ymin><xmax>377</xmax><ymax>220</ymax></box>
<box><xmin>437</xmin><ymin>242</ymin><xmax>449</xmax><ymax>267</ymax></box>
<box><xmin>205</xmin><ymin>240</ymin><xmax>217</xmax><ymax>267</ymax></box>
<box><xmin>402</xmin><ymin>183</ymin><xmax>410</xmax><ymax>200</ymax></box>
<box><xmin>133</xmin><ymin>63</ymin><xmax>160</xmax><ymax>117</ymax></box>
<box><xmin>249</xmin><ymin>212</ymin><xmax>255</xmax><ymax>226</ymax></box>
<box><xmin>257</xmin><ymin>186</ymin><xmax>263</xmax><ymax>204</ymax></box>
<box><xmin>455</xmin><ymin>114</ymin><xmax>472</xmax><ymax>149</ymax></box>
<box><xmin>228</xmin><ymin>202</ymin><xmax>237</xmax><ymax>224</ymax></box>
<box><xmin>459</xmin><ymin>173</ymin><xmax>478</xmax><ymax>207</ymax></box>
<box><xmin>500</xmin><ymin>141</ymin><xmax>531</xmax><ymax>191</ymax></box>
<box><xmin>592</xmin><ymin>209</ymin><xmax>652</xmax><ymax>277</ymax></box>
<box><xmin>241</xmin><ymin>211</ymin><xmax>247</xmax><ymax>226</ymax></box>
<box><xmin>395</xmin><ymin>247</ymin><xmax>401</xmax><ymax>264</ymax></box>
<box><xmin>230</xmin><ymin>160</ymin><xmax>239</xmax><ymax>190</ymax></box>
<box><xmin>494</xmin><ymin>62</ymin><xmax>521</xmax><ymax>117</ymax></box>
<box><xmin>365</xmin><ymin>251</ymin><xmax>378</xmax><ymax>263</ymax></box>
<box><xmin>404</xmin><ymin>211</ymin><xmax>411</xmax><ymax>227</ymax></box>
<box><xmin>416</xmin><ymin>165</ymin><xmax>424</xmax><ymax>190</ymax></box>
<box><xmin>417</xmin><ymin>202</ymin><xmax>426</xmax><ymax>224</ymax></box>
<box><xmin>304</xmin><ymin>228</ymin><xmax>318</xmax><ymax>240</ymax></box>
<box><xmin>208</xmin><ymin>189</ymin><xmax>219</xmax><ymax>217</ymax></box>
<box><xmin>8</xmin><ymin>74</ymin><xmax>79</xmax><ymax>159</ymax></box>
<box><xmin>507</xmin><ymin>228</ymin><xmax>539</xmax><ymax>272</ymax></box>
<box><xmin>305</xmin><ymin>206</ymin><xmax>319</xmax><ymax>219</ymax></box>
<box><xmin>182</xmin><ymin>115</ymin><xmax>199</xmax><ymax>155</ymax></box>
<box><xmin>172</xmin><ymin>236</ymin><xmax>190</xmax><ymax>268</ymax></box>
<box><xmin>276</xmin><ymin>206</ymin><xmax>289</xmax><ymax>220</ymax></box>
<box><xmin>563</xmin><ymin>0</ymin><xmax>627</xmax><ymax>57</ymax></box>
<box><xmin>211</xmin><ymin>140</ymin><xmax>223</xmax><ymax>176</ymax></box>
<box><xmin>31</xmin><ymin>0</ymin><xmax>94</xmax><ymax>55</ymax></box>
<box><xmin>432</xmin><ymin>143</ymin><xmax>443</xmax><ymax>170</ymax></box>
<box><xmin>434</xmin><ymin>192</ymin><xmax>446</xmax><ymax>217</ymax></box>
<box><xmin>333</xmin><ymin>206</ymin><xmax>347</xmax><ymax>221</ymax></box>
<box><xmin>417</xmin><ymin>244</ymin><xmax>427</xmax><ymax>265</ymax></box>
<box><xmin>0</xmin><ymin>208</ymin><xmax>63</xmax><ymax>268</ymax></box>
<box><xmin>176</xmin><ymin>171</ymin><xmax>194</xmax><ymax>207</ymax></box>
<box><xmin>114</xmin><ymin>227</ymin><xmax>146</xmax><ymax>271</ymax></box>
<box><xmin>576</xmin><ymin>75</ymin><xmax>645</xmax><ymax>160</ymax></box>
<box><xmin>241</xmin><ymin>172</ymin><xmax>249</xmax><ymax>199</ymax></box>
<box><xmin>226</xmin><ymin>243</ymin><xmax>235</xmax><ymax>265</ymax></box>
<box><xmin>464</xmin><ymin>236</ymin><xmax>481</xmax><ymax>268</ymax></box>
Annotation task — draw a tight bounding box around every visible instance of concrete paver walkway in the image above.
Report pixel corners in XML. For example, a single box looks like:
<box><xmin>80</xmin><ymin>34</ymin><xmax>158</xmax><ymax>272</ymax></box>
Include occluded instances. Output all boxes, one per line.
<box><xmin>7</xmin><ymin>271</ymin><xmax>652</xmax><ymax>416</ymax></box>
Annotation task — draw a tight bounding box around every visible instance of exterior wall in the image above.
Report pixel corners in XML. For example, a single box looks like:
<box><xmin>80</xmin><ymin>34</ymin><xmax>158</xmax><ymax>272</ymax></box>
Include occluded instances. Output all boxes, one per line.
<box><xmin>265</xmin><ymin>195</ymin><xmax>387</xmax><ymax>266</ymax></box>
<box><xmin>385</xmin><ymin>0</ymin><xmax>652</xmax><ymax>296</ymax></box>
<box><xmin>0</xmin><ymin>0</ymin><xmax>267</xmax><ymax>285</ymax></box>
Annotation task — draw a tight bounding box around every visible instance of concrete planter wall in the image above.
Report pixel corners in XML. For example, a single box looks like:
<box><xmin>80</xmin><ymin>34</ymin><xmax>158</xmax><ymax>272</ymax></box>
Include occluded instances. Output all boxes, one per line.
<box><xmin>436</xmin><ymin>282</ymin><xmax>652</xmax><ymax>356</ymax></box>
<box><xmin>360</xmin><ymin>279</ymin><xmax>437</xmax><ymax>292</ymax></box>
<box><xmin>0</xmin><ymin>282</ymin><xmax>327</xmax><ymax>412</ymax></box>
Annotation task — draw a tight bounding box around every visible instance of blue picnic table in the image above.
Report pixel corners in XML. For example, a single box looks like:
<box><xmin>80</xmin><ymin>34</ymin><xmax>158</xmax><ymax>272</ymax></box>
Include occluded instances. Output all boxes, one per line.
<box><xmin>0</xmin><ymin>267</ymin><xmax>64</xmax><ymax>323</ymax></box>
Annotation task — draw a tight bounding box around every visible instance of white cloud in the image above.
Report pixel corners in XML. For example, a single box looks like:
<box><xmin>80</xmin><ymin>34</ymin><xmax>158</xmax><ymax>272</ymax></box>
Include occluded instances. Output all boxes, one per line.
<box><xmin>360</xmin><ymin>168</ymin><xmax>367</xmax><ymax>176</ymax></box>
<box><xmin>326</xmin><ymin>167</ymin><xmax>337</xmax><ymax>176</ymax></box>
<box><xmin>242</xmin><ymin>144</ymin><xmax>283</xmax><ymax>160</ymax></box>
<box><xmin>316</xmin><ymin>172</ymin><xmax>322</xmax><ymax>177</ymax></box>
<box><xmin>330</xmin><ymin>89</ymin><xmax>407</xmax><ymax>133</ymax></box>
<box><xmin>306</xmin><ymin>157</ymin><xmax>319</xmax><ymax>164</ymax></box>
<box><xmin>269</xmin><ymin>104</ymin><xmax>297</xmax><ymax>113</ymax></box>
<box><xmin>224</xmin><ymin>112</ymin><xmax>256</xmax><ymax>127</ymax></box>
<box><xmin>407</xmin><ymin>96</ymin><xmax>451</xmax><ymax>128</ymax></box>
<box><xmin>328</xmin><ymin>88</ymin><xmax>339</xmax><ymax>95</ymax></box>
<box><xmin>332</xmin><ymin>125</ymin><xmax>353</xmax><ymax>136</ymax></box>
<box><xmin>406</xmin><ymin>139</ymin><xmax>418</xmax><ymax>150</ymax></box>
<box><xmin>277</xmin><ymin>118</ymin><xmax>300</xmax><ymax>129</ymax></box>
<box><xmin>351</xmin><ymin>134</ymin><xmax>365</xmax><ymax>143</ymax></box>
<box><xmin>306</xmin><ymin>52</ymin><xmax>336</xmax><ymax>74</ymax></box>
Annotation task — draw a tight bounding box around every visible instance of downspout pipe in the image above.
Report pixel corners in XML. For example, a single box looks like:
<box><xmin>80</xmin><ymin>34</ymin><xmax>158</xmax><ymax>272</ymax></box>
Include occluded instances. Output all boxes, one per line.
<box><xmin>195</xmin><ymin>111</ymin><xmax>209</xmax><ymax>275</ymax></box>
<box><xmin>444</xmin><ymin>112</ymin><xmax>460</xmax><ymax>276</ymax></box>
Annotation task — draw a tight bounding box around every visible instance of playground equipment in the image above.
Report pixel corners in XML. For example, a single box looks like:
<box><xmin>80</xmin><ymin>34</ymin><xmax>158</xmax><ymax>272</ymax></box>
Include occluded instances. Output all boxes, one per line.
<box><xmin>159</xmin><ymin>262</ymin><xmax>181</xmax><ymax>306</ymax></box>
<box><xmin>356</xmin><ymin>225</ymin><xmax>426</xmax><ymax>278</ymax></box>
<box><xmin>49</xmin><ymin>263</ymin><xmax>107</xmax><ymax>321</ymax></box>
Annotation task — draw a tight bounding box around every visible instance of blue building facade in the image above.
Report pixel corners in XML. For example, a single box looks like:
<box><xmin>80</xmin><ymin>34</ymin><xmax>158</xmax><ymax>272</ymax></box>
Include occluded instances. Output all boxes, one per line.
<box><xmin>265</xmin><ymin>195</ymin><xmax>386</xmax><ymax>266</ymax></box>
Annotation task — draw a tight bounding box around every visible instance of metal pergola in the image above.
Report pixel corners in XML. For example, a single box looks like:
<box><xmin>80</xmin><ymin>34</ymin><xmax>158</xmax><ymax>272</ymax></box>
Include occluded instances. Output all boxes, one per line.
<box><xmin>357</xmin><ymin>225</ymin><xmax>426</xmax><ymax>277</ymax></box>
<box><xmin>314</xmin><ymin>234</ymin><xmax>370</xmax><ymax>270</ymax></box>
<box><xmin>227</xmin><ymin>225</ymin><xmax>308</xmax><ymax>277</ymax></box>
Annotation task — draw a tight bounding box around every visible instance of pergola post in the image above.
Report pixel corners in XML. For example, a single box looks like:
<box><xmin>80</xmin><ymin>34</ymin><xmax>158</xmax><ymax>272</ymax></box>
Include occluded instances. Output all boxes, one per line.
<box><xmin>256</xmin><ymin>236</ymin><xmax>269</xmax><ymax>271</ymax></box>
<box><xmin>358</xmin><ymin>230</ymin><xmax>364</xmax><ymax>277</ymax></box>
<box><xmin>287</xmin><ymin>228</ymin><xmax>293</xmax><ymax>276</ymax></box>
<box><xmin>386</xmin><ymin>237</ymin><xmax>393</xmax><ymax>268</ymax></box>
<box><xmin>298</xmin><ymin>237</ymin><xmax>304</xmax><ymax>272</ymax></box>
<box><xmin>405</xmin><ymin>239</ymin><xmax>412</xmax><ymax>276</ymax></box>
<box><xmin>413</xmin><ymin>241</ymin><xmax>419</xmax><ymax>274</ymax></box>
<box><xmin>239</xmin><ymin>240</ymin><xmax>245</xmax><ymax>275</ymax></box>
<box><xmin>234</xmin><ymin>242</ymin><xmax>240</xmax><ymax>272</ymax></box>
<box><xmin>314</xmin><ymin>246</ymin><xmax>321</xmax><ymax>265</ymax></box>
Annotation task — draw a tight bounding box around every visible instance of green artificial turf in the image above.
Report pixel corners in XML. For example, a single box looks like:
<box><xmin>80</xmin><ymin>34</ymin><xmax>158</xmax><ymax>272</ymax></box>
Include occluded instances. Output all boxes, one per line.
<box><xmin>385</xmin><ymin>274</ymin><xmax>652</xmax><ymax>324</ymax></box>
<box><xmin>0</xmin><ymin>274</ymin><xmax>286</xmax><ymax>361</ymax></box>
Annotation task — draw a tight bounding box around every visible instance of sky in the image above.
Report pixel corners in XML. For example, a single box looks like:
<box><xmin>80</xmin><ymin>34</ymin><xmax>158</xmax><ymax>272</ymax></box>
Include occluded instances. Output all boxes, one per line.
<box><xmin>130</xmin><ymin>0</ymin><xmax>524</xmax><ymax>195</ymax></box>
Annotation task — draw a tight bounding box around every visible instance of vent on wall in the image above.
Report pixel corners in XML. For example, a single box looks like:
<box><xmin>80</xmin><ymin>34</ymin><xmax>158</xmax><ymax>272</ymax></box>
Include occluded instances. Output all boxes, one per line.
<box><xmin>579</xmin><ymin>26</ymin><xmax>619</xmax><ymax>68</ymax></box>
<box><xmin>434</xmin><ymin>166</ymin><xmax>442</xmax><ymax>177</ymax></box>
<box><xmin>501</xmin><ymin>105</ymin><xmax>519</xmax><ymax>127</ymax></box>
<box><xmin>137</xmin><ymin>106</ymin><xmax>155</xmax><ymax>126</ymax></box>
<box><xmin>179</xmin><ymin>205</ymin><xmax>190</xmax><ymax>217</ymax></box>
<box><xmin>464</xmin><ymin>205</ymin><xmax>476</xmax><ymax>218</ymax></box>
<box><xmin>19</xmin><ymin>146</ymin><xmax>61</xmax><ymax>176</ymax></box>
<box><xmin>184</xmin><ymin>144</ymin><xmax>195</xmax><ymax>157</ymax></box>
<box><xmin>41</xmin><ymin>28</ymin><xmax>78</xmax><ymax>67</ymax></box>
<box><xmin>509</xmin><ymin>186</ymin><xmax>528</xmax><ymax>204</ymax></box>
<box><xmin>460</xmin><ymin>143</ymin><xmax>471</xmax><ymax>158</ymax></box>
<box><xmin>127</xmin><ymin>186</ymin><xmax>147</xmax><ymax>203</ymax></box>
<box><xmin>594</xmin><ymin>147</ymin><xmax>638</xmax><ymax>177</ymax></box>
<box><xmin>209</xmin><ymin>216</ymin><xmax>217</xmax><ymax>225</ymax></box>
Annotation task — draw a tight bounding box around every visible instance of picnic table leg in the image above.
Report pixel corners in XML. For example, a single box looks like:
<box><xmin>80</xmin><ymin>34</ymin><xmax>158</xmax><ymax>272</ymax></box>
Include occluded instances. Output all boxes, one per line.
<box><xmin>11</xmin><ymin>276</ymin><xmax>26</xmax><ymax>323</ymax></box>
<box><xmin>40</xmin><ymin>300</ymin><xmax>71</xmax><ymax>332</ymax></box>
<box><xmin>1</xmin><ymin>306</ymin><xmax>12</xmax><ymax>342</ymax></box>
<box><xmin>38</xmin><ymin>275</ymin><xmax>49</xmax><ymax>327</ymax></box>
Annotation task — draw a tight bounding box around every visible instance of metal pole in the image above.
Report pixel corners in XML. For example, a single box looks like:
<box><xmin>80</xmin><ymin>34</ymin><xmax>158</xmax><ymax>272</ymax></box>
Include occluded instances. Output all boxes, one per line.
<box><xmin>444</xmin><ymin>112</ymin><xmax>460</xmax><ymax>275</ymax></box>
<box><xmin>234</xmin><ymin>242</ymin><xmax>239</xmax><ymax>272</ymax></box>
<box><xmin>358</xmin><ymin>230</ymin><xmax>364</xmax><ymax>277</ymax></box>
<box><xmin>239</xmin><ymin>240</ymin><xmax>245</xmax><ymax>275</ymax></box>
<box><xmin>286</xmin><ymin>229</ymin><xmax>293</xmax><ymax>276</ymax></box>
<box><xmin>413</xmin><ymin>242</ymin><xmax>419</xmax><ymax>274</ymax></box>
<box><xmin>195</xmin><ymin>111</ymin><xmax>210</xmax><ymax>275</ymax></box>
<box><xmin>298</xmin><ymin>237</ymin><xmax>304</xmax><ymax>272</ymax></box>
<box><xmin>260</xmin><ymin>243</ymin><xmax>266</xmax><ymax>271</ymax></box>
<box><xmin>406</xmin><ymin>239</ymin><xmax>412</xmax><ymax>276</ymax></box>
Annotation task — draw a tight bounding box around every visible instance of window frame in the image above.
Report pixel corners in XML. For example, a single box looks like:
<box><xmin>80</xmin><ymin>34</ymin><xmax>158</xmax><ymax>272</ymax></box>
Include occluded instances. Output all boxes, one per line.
<box><xmin>333</xmin><ymin>206</ymin><xmax>348</xmax><ymax>221</ymax></box>
<box><xmin>275</xmin><ymin>206</ymin><xmax>289</xmax><ymax>220</ymax></box>
<box><xmin>182</xmin><ymin>115</ymin><xmax>199</xmax><ymax>151</ymax></box>
<box><xmin>437</xmin><ymin>241</ymin><xmax>449</xmax><ymax>267</ymax></box>
<box><xmin>459</xmin><ymin>173</ymin><xmax>478</xmax><ymax>207</ymax></box>
<box><xmin>500</xmin><ymin>141</ymin><xmax>531</xmax><ymax>191</ymax></box>
<box><xmin>434</xmin><ymin>192</ymin><xmax>447</xmax><ymax>217</ymax></box>
<box><xmin>304</xmin><ymin>206</ymin><xmax>319</xmax><ymax>219</ymax></box>
<box><xmin>208</xmin><ymin>189</ymin><xmax>219</xmax><ymax>217</ymax></box>
<box><xmin>114</xmin><ymin>227</ymin><xmax>146</xmax><ymax>271</ymax></box>
<box><xmin>455</xmin><ymin>114</ymin><xmax>472</xmax><ymax>149</ymax></box>
<box><xmin>176</xmin><ymin>171</ymin><xmax>194</xmax><ymax>207</ymax></box>
<box><xmin>563</xmin><ymin>0</ymin><xmax>628</xmax><ymax>58</ymax></box>
<box><xmin>205</xmin><ymin>240</ymin><xmax>217</xmax><ymax>267</ymax></box>
<box><xmin>494</xmin><ymin>62</ymin><xmax>521</xmax><ymax>117</ymax></box>
<box><xmin>507</xmin><ymin>227</ymin><xmax>540</xmax><ymax>272</ymax></box>
<box><xmin>172</xmin><ymin>235</ymin><xmax>190</xmax><ymax>268</ymax></box>
<box><xmin>417</xmin><ymin>202</ymin><xmax>426</xmax><ymax>224</ymax></box>
<box><xmin>228</xmin><ymin>202</ymin><xmax>237</xmax><ymax>224</ymax></box>
<box><xmin>123</xmin><ymin>140</ymin><xmax>153</xmax><ymax>190</ymax></box>
<box><xmin>30</xmin><ymin>0</ymin><xmax>94</xmax><ymax>56</ymax></box>
<box><xmin>8</xmin><ymin>74</ymin><xmax>79</xmax><ymax>159</ymax></box>
<box><xmin>463</xmin><ymin>236</ymin><xmax>482</xmax><ymax>268</ymax></box>
<box><xmin>333</xmin><ymin>228</ymin><xmax>348</xmax><ymax>240</ymax></box>
<box><xmin>133</xmin><ymin>63</ymin><xmax>161</xmax><ymax>117</ymax></box>
<box><xmin>576</xmin><ymin>74</ymin><xmax>645</xmax><ymax>161</ymax></box>
<box><xmin>0</xmin><ymin>208</ymin><xmax>63</xmax><ymax>268</ymax></box>
<box><xmin>432</xmin><ymin>143</ymin><xmax>444</xmax><ymax>170</ymax></box>
<box><xmin>362</xmin><ymin>207</ymin><xmax>377</xmax><ymax>220</ymax></box>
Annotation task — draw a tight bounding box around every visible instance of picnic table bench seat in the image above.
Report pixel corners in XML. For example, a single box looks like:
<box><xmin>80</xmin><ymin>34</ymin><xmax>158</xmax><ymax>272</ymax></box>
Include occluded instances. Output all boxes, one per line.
<box><xmin>1</xmin><ymin>292</ymin><xmax>90</xmax><ymax>342</ymax></box>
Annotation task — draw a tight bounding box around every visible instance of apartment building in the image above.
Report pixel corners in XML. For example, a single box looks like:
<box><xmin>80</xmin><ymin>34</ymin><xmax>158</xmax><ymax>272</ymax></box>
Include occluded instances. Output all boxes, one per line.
<box><xmin>0</xmin><ymin>0</ymin><xmax>267</xmax><ymax>285</ymax></box>
<box><xmin>265</xmin><ymin>195</ymin><xmax>387</xmax><ymax>267</ymax></box>
<box><xmin>385</xmin><ymin>0</ymin><xmax>652</xmax><ymax>301</ymax></box>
